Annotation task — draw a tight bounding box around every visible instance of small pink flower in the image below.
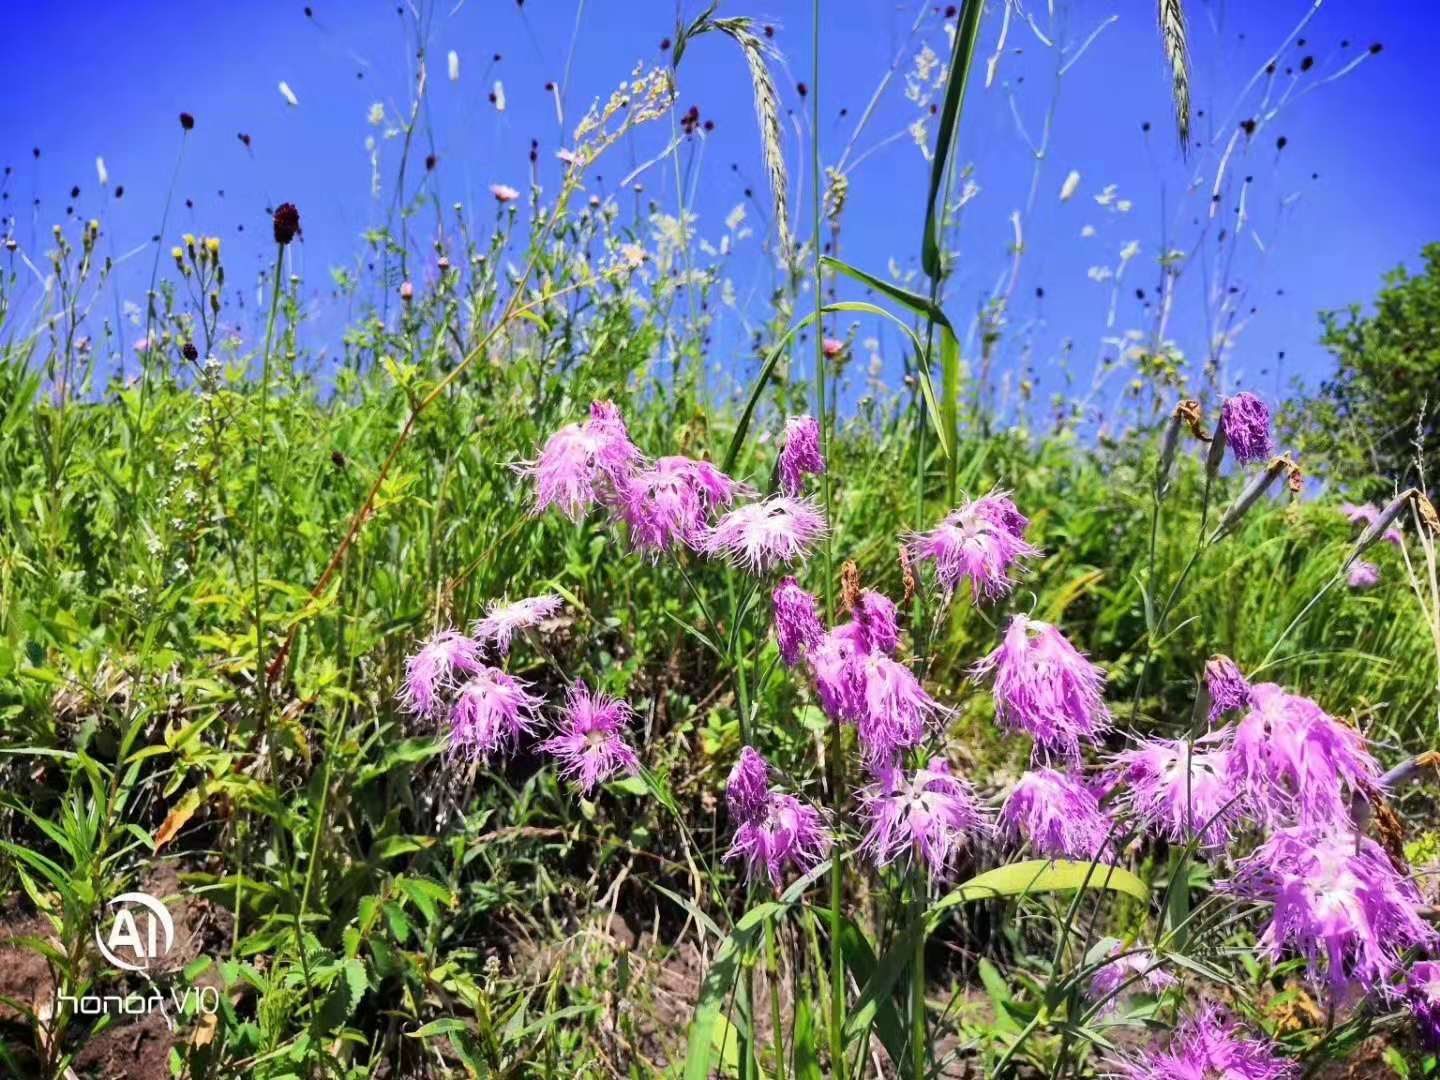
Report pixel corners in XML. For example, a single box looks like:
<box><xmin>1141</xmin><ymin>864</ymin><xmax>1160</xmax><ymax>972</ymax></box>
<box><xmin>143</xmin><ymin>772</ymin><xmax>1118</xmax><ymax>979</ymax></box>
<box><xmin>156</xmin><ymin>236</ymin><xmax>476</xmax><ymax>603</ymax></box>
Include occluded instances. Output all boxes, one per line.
<box><xmin>704</xmin><ymin>496</ymin><xmax>827</xmax><ymax>572</ymax></box>
<box><xmin>472</xmin><ymin>593</ymin><xmax>565</xmax><ymax>655</ymax></box>
<box><xmin>490</xmin><ymin>183</ymin><xmax>520</xmax><ymax>202</ymax></box>
<box><xmin>908</xmin><ymin>491</ymin><xmax>1038</xmax><ymax>602</ymax></box>
<box><xmin>773</xmin><ymin>577</ymin><xmax>824</xmax><ymax>667</ymax></box>
<box><xmin>973</xmin><ymin>615</ymin><xmax>1110</xmax><ymax>764</ymax></box>
<box><xmin>778</xmin><ymin>415</ymin><xmax>825</xmax><ymax>496</ymax></box>
<box><xmin>519</xmin><ymin>401</ymin><xmax>643</xmax><ymax>520</ymax></box>
<box><xmin>1347</xmin><ymin>560</ymin><xmax>1380</xmax><ymax>590</ymax></box>
<box><xmin>726</xmin><ymin>788</ymin><xmax>829</xmax><ymax>888</ymax></box>
<box><xmin>858</xmin><ymin>758</ymin><xmax>989</xmax><ymax>879</ymax></box>
<box><xmin>399</xmin><ymin>629</ymin><xmax>484</xmax><ymax>718</ymax></box>
<box><xmin>998</xmin><ymin>767</ymin><xmax>1113</xmax><ymax>860</ymax></box>
<box><xmin>822</xmin><ymin>337</ymin><xmax>845</xmax><ymax>358</ymax></box>
<box><xmin>540</xmin><ymin>681</ymin><xmax>640</xmax><ymax>795</ymax></box>
<box><xmin>447</xmin><ymin>667</ymin><xmax>544</xmax><ymax>760</ymax></box>
<box><xmin>1089</xmin><ymin>943</ymin><xmax>1176</xmax><ymax>1016</ymax></box>
<box><xmin>399</xmin><ymin>280</ymin><xmax>414</xmax><ymax>301</ymax></box>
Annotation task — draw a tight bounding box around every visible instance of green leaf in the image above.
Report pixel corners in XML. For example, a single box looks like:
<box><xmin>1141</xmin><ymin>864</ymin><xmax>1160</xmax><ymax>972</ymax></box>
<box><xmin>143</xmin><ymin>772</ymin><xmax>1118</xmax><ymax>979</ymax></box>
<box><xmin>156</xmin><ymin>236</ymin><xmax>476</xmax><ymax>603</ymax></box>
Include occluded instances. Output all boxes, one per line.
<box><xmin>821</xmin><ymin>256</ymin><xmax>954</xmax><ymax>332</ymax></box>
<box><xmin>407</xmin><ymin>1017</ymin><xmax>472</xmax><ymax>1039</ymax></box>
<box><xmin>681</xmin><ymin>917</ymin><xmax>762</xmax><ymax>1080</ymax></box>
<box><xmin>792</xmin><ymin>993</ymin><xmax>822</xmax><ymax>1080</ymax></box>
<box><xmin>921</xmin><ymin>0</ymin><xmax>985</xmax><ymax>279</ymax></box>
<box><xmin>930</xmin><ymin>859</ymin><xmax>1149</xmax><ymax>922</ymax></box>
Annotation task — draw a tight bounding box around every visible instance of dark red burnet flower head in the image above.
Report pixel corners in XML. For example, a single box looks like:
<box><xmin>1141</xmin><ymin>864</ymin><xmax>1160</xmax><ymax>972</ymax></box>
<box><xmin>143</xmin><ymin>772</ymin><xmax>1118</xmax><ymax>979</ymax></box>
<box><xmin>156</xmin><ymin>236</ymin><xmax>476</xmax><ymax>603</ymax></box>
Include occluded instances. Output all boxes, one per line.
<box><xmin>179</xmin><ymin>112</ymin><xmax>195</xmax><ymax>130</ymax></box>
<box><xmin>272</xmin><ymin>202</ymin><xmax>301</xmax><ymax>245</ymax></box>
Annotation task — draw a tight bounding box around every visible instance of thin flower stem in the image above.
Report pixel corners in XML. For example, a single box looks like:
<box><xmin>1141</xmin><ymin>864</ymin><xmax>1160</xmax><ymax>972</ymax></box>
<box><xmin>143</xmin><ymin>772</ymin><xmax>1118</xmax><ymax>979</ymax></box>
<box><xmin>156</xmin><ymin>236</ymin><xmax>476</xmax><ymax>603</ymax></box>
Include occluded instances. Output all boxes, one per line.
<box><xmin>910</xmin><ymin>878</ymin><xmax>926</xmax><ymax>1080</ymax></box>
<box><xmin>767</xmin><ymin>915</ymin><xmax>788</xmax><ymax>1080</ymax></box>
<box><xmin>810</xmin><ymin>5</ymin><xmax>847</xmax><ymax>1075</ymax></box>
<box><xmin>1262</xmin><ymin>571</ymin><xmax>1342</xmax><ymax>667</ymax></box>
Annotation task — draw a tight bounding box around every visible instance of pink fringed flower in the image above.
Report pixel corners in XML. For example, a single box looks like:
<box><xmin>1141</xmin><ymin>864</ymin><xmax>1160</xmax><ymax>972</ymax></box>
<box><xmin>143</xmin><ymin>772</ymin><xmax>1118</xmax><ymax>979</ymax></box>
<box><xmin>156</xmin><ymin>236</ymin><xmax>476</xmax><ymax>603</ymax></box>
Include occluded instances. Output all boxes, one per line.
<box><xmin>1347</xmin><ymin>560</ymin><xmax>1381</xmax><ymax>590</ymax></box>
<box><xmin>726</xmin><ymin>746</ymin><xmax>771</xmax><ymax>825</ymax></box>
<box><xmin>618</xmin><ymin>455</ymin><xmax>747</xmax><ymax>556</ymax></box>
<box><xmin>773</xmin><ymin>577</ymin><xmax>824</xmax><ymax>667</ymax></box>
<box><xmin>1223</xmin><ymin>827</ymin><xmax>1435</xmax><ymax>1004</ymax></box>
<box><xmin>447</xmin><ymin>667</ymin><xmax>544</xmax><ymax>760</ymax></box>
<box><xmin>520</xmin><ymin>401</ymin><xmax>642</xmax><ymax>520</ymax></box>
<box><xmin>852</xmin><ymin>652</ymin><xmax>944</xmax><ymax>763</ymax></box>
<box><xmin>726</xmin><ymin>789</ymin><xmax>829</xmax><ymax>888</ymax></box>
<box><xmin>1205</xmin><ymin>654</ymin><xmax>1252</xmax><ymax>724</ymax></box>
<box><xmin>656</xmin><ymin>455</ymin><xmax>748</xmax><ymax>510</ymax></box>
<box><xmin>778</xmin><ymin>415</ymin><xmax>825</xmax><ymax>496</ymax></box>
<box><xmin>1341</xmin><ymin>502</ymin><xmax>1378</xmax><ymax>526</ymax></box>
<box><xmin>540</xmin><ymin>681</ymin><xmax>640</xmax><ymax>795</ymax></box>
<box><xmin>1227</xmin><ymin>683</ymin><xmax>1380</xmax><ymax>829</ymax></box>
<box><xmin>1089</xmin><ymin>944</ymin><xmax>1176</xmax><ymax>1017</ymax></box>
<box><xmin>704</xmin><ymin>496</ymin><xmax>827</xmax><ymax>572</ymax></box>
<box><xmin>1406</xmin><ymin>962</ymin><xmax>1440</xmax><ymax>1049</ymax></box>
<box><xmin>490</xmin><ymin>182</ymin><xmax>520</xmax><ymax>202</ymax></box>
<box><xmin>472</xmin><ymin>594</ymin><xmax>564</xmax><ymax>655</ymax></box>
<box><xmin>1219</xmin><ymin>391</ymin><xmax>1273</xmax><ymax>465</ymax></box>
<box><xmin>400</xmin><ymin>629</ymin><xmax>484</xmax><ymax>718</ymax></box>
<box><xmin>908</xmin><ymin>491</ymin><xmax>1038</xmax><ymax>602</ymax></box>
<box><xmin>854</xmin><ymin>590</ymin><xmax>900</xmax><ymax>655</ymax></box>
<box><xmin>810</xmin><ymin>624</ymin><xmax>866</xmax><ymax>722</ymax></box>
<box><xmin>973</xmin><ymin>615</ymin><xmax>1111</xmax><ymax>764</ymax></box>
<box><xmin>1112</xmin><ymin>732</ymin><xmax>1241</xmax><ymax>851</ymax></box>
<box><xmin>1110</xmin><ymin>1006</ymin><xmax>1295</xmax><ymax>1079</ymax></box>
<box><xmin>858</xmin><ymin>759</ymin><xmax>988</xmax><ymax>878</ymax></box>
<box><xmin>998</xmin><ymin>768</ymin><xmax>1113</xmax><ymax>860</ymax></box>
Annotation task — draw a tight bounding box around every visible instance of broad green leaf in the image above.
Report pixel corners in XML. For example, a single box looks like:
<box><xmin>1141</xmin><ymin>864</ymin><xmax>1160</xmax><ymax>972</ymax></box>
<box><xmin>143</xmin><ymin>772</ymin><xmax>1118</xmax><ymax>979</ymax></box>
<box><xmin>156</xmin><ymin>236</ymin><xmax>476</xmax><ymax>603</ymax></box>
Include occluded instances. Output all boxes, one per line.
<box><xmin>930</xmin><ymin>859</ymin><xmax>1149</xmax><ymax>922</ymax></box>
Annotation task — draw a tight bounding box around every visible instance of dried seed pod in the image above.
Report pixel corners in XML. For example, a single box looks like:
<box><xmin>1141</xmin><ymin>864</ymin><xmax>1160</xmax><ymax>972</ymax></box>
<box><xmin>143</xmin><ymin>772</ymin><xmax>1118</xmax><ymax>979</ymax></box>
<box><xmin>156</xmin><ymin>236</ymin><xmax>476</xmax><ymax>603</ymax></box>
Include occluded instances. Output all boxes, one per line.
<box><xmin>840</xmin><ymin>559</ymin><xmax>862</xmax><ymax>613</ymax></box>
<box><xmin>1156</xmin><ymin>399</ymin><xmax>1201</xmax><ymax>498</ymax></box>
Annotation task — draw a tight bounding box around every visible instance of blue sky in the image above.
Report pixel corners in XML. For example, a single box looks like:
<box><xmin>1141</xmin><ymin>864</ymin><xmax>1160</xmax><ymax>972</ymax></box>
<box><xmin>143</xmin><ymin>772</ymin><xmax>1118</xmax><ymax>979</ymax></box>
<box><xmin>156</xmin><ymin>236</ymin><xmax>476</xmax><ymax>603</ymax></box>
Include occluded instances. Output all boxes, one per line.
<box><xmin>2</xmin><ymin>1</ymin><xmax>1436</xmax><ymax>418</ymax></box>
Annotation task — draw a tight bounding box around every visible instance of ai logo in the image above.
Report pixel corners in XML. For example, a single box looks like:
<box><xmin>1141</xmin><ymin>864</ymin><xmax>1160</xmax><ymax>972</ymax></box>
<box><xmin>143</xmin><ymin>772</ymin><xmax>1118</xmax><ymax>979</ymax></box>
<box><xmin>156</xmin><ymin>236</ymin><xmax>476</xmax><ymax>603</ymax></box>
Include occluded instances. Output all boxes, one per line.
<box><xmin>94</xmin><ymin>892</ymin><xmax>175</xmax><ymax>973</ymax></box>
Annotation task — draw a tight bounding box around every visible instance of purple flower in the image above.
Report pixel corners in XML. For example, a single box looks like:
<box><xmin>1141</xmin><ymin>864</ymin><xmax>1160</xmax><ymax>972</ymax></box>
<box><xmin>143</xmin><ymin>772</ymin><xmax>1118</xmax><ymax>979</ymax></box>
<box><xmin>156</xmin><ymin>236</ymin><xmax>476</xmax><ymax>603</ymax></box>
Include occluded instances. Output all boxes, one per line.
<box><xmin>1109</xmin><ymin>1006</ymin><xmax>1295</xmax><ymax>1079</ymax></box>
<box><xmin>539</xmin><ymin>681</ymin><xmax>641</xmax><ymax>795</ymax></box>
<box><xmin>726</xmin><ymin>789</ymin><xmax>830</xmax><ymax>888</ymax></box>
<box><xmin>998</xmin><ymin>767</ymin><xmax>1114</xmax><ymax>860</ymax></box>
<box><xmin>1406</xmin><ymin>962</ymin><xmax>1440</xmax><ymax>1049</ymax></box>
<box><xmin>773</xmin><ymin>577</ymin><xmax>824</xmax><ymax>667</ymax></box>
<box><xmin>520</xmin><ymin>401</ymin><xmax>642</xmax><ymax>520</ymax></box>
<box><xmin>855</xmin><ymin>590</ymin><xmax>900</xmax><ymax>655</ymax></box>
<box><xmin>1089</xmin><ymin>944</ymin><xmax>1176</xmax><ymax>1017</ymax></box>
<box><xmin>778</xmin><ymin>415</ymin><xmax>825</xmax><ymax>496</ymax></box>
<box><xmin>1219</xmin><ymin>392</ymin><xmax>1273</xmax><ymax>465</ymax></box>
<box><xmin>400</xmin><ymin>629</ymin><xmax>484</xmax><ymax>718</ymax></box>
<box><xmin>447</xmin><ymin>667</ymin><xmax>544</xmax><ymax>760</ymax></box>
<box><xmin>1205</xmin><ymin>654</ymin><xmax>1252</xmax><ymax>724</ymax></box>
<box><xmin>852</xmin><ymin>652</ymin><xmax>944</xmax><ymax>763</ymax></box>
<box><xmin>907</xmin><ymin>491</ymin><xmax>1038</xmax><ymax>602</ymax></box>
<box><xmin>858</xmin><ymin>758</ymin><xmax>989</xmax><ymax>879</ymax></box>
<box><xmin>1341</xmin><ymin>502</ymin><xmax>1378</xmax><ymax>527</ymax></box>
<box><xmin>726</xmin><ymin>746</ymin><xmax>771</xmax><ymax>825</ymax></box>
<box><xmin>655</xmin><ymin>455</ymin><xmax>748</xmax><ymax>510</ymax></box>
<box><xmin>472</xmin><ymin>594</ymin><xmax>564</xmax><ymax>656</ymax></box>
<box><xmin>704</xmin><ymin>496</ymin><xmax>827</xmax><ymax>572</ymax></box>
<box><xmin>972</xmin><ymin>616</ymin><xmax>1111</xmax><ymax>764</ymax></box>
<box><xmin>616</xmin><ymin>466</ymin><xmax>706</xmax><ymax>555</ymax></box>
<box><xmin>1347</xmin><ymin>560</ymin><xmax>1381</xmax><ymax>590</ymax></box>
<box><xmin>1111</xmin><ymin>732</ymin><xmax>1241</xmax><ymax>851</ymax></box>
<box><xmin>809</xmin><ymin>625</ymin><xmax>866</xmax><ymax>722</ymax></box>
<box><xmin>1227</xmin><ymin>683</ymin><xmax>1380</xmax><ymax>829</ymax></box>
<box><xmin>1223</xmin><ymin>827</ymin><xmax>1435</xmax><ymax>1004</ymax></box>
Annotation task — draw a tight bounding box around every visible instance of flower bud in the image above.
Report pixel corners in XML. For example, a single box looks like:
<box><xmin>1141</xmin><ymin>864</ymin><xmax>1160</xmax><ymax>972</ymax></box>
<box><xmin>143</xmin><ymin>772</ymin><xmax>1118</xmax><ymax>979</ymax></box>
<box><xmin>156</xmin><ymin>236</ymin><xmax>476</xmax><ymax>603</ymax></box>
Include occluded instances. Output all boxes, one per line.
<box><xmin>1210</xmin><ymin>456</ymin><xmax>1293</xmax><ymax>542</ymax></box>
<box><xmin>1347</xmin><ymin>488</ymin><xmax>1417</xmax><ymax>566</ymax></box>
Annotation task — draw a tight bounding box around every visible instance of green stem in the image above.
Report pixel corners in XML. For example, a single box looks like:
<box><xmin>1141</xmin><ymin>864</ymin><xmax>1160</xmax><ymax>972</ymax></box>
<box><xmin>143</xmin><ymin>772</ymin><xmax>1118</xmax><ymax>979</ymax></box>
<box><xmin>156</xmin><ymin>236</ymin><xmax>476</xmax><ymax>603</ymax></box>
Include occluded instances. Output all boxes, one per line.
<box><xmin>810</xmin><ymin>5</ymin><xmax>846</xmax><ymax>1076</ymax></box>
<box><xmin>767</xmin><ymin>916</ymin><xmax>787</xmax><ymax>1080</ymax></box>
<box><xmin>910</xmin><ymin>881</ymin><xmax>926</xmax><ymax>1080</ymax></box>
